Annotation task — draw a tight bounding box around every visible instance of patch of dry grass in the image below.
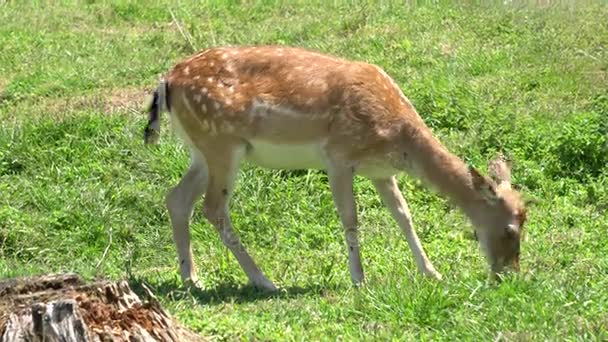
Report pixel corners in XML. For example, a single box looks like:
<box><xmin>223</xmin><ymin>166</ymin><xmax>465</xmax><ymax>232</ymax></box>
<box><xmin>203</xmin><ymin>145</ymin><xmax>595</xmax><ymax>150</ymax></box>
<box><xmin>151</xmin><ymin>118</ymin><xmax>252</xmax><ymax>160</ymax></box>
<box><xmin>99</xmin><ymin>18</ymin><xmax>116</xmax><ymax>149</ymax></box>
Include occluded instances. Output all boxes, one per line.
<box><xmin>1</xmin><ymin>87</ymin><xmax>152</xmax><ymax>120</ymax></box>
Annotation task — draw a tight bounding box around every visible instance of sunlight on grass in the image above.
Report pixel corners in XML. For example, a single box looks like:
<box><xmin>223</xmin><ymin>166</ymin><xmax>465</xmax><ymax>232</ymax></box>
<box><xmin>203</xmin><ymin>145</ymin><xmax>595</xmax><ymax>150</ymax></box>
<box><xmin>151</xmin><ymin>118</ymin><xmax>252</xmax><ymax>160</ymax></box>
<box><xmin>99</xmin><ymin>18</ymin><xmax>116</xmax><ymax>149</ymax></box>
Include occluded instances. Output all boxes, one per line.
<box><xmin>0</xmin><ymin>1</ymin><xmax>607</xmax><ymax>340</ymax></box>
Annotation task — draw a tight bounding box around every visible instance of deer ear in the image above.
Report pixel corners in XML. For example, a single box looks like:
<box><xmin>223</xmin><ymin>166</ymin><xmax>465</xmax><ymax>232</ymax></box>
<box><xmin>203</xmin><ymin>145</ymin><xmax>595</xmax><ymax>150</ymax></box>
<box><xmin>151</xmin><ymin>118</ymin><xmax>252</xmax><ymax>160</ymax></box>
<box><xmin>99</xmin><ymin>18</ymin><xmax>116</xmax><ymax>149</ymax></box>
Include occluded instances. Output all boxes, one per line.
<box><xmin>469</xmin><ymin>166</ymin><xmax>499</xmax><ymax>204</ymax></box>
<box><xmin>488</xmin><ymin>154</ymin><xmax>512</xmax><ymax>188</ymax></box>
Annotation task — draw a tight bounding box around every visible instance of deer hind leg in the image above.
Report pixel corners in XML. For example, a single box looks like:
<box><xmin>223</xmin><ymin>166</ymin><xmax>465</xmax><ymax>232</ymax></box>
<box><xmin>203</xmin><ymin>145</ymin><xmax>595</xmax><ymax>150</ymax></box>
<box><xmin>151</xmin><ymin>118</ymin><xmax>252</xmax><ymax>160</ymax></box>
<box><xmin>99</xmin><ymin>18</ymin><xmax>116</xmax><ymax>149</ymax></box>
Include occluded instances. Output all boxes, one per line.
<box><xmin>372</xmin><ymin>177</ymin><xmax>442</xmax><ymax>280</ymax></box>
<box><xmin>201</xmin><ymin>141</ymin><xmax>277</xmax><ymax>292</ymax></box>
<box><xmin>166</xmin><ymin>153</ymin><xmax>208</xmax><ymax>285</ymax></box>
<box><xmin>325</xmin><ymin>162</ymin><xmax>364</xmax><ymax>286</ymax></box>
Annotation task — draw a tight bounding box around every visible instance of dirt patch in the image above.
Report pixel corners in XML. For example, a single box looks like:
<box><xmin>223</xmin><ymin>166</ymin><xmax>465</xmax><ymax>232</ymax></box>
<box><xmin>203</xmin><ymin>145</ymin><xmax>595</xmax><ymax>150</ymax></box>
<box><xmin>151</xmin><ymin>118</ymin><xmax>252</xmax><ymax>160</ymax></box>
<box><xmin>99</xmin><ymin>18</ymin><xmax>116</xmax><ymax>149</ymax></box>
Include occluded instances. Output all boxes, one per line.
<box><xmin>2</xmin><ymin>86</ymin><xmax>154</xmax><ymax>121</ymax></box>
<box><xmin>105</xmin><ymin>87</ymin><xmax>153</xmax><ymax>113</ymax></box>
<box><xmin>41</xmin><ymin>87</ymin><xmax>153</xmax><ymax>116</ymax></box>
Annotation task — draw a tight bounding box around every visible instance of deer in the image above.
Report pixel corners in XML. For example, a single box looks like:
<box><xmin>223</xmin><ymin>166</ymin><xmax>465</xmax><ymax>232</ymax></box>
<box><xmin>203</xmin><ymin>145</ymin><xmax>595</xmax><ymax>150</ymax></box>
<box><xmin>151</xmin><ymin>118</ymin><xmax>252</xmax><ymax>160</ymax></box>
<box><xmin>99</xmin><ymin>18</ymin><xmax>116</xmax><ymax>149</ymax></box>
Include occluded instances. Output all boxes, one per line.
<box><xmin>143</xmin><ymin>45</ymin><xmax>528</xmax><ymax>292</ymax></box>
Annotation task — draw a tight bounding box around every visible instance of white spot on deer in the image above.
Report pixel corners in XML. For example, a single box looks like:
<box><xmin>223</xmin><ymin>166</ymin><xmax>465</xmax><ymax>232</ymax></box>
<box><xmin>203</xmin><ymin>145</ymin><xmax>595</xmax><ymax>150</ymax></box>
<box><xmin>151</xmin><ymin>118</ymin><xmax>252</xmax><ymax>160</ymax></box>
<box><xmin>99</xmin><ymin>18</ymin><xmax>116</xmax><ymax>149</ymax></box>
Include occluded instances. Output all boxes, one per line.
<box><xmin>318</xmin><ymin>81</ymin><xmax>328</xmax><ymax>92</ymax></box>
<box><xmin>400</xmin><ymin>94</ymin><xmax>414</xmax><ymax>107</ymax></box>
<box><xmin>201</xmin><ymin>87</ymin><xmax>208</xmax><ymax>94</ymax></box>
<box><xmin>209</xmin><ymin>62</ymin><xmax>215</xmax><ymax>67</ymax></box>
<box><xmin>193</xmin><ymin>75</ymin><xmax>200</xmax><ymax>80</ymax></box>
<box><xmin>209</xmin><ymin>121</ymin><xmax>217</xmax><ymax>135</ymax></box>
<box><xmin>207</xmin><ymin>77</ymin><xmax>213</xmax><ymax>83</ymax></box>
<box><xmin>374</xmin><ymin>66</ymin><xmax>397</xmax><ymax>87</ymax></box>
<box><xmin>251</xmin><ymin>100</ymin><xmax>302</xmax><ymax>119</ymax></box>
<box><xmin>295</xmin><ymin>66</ymin><xmax>304</xmax><ymax>71</ymax></box>
<box><xmin>184</xmin><ymin>66</ymin><xmax>190</xmax><ymax>75</ymax></box>
<box><xmin>225</xmin><ymin>99</ymin><xmax>233</xmax><ymax>106</ymax></box>
<box><xmin>181</xmin><ymin>93</ymin><xmax>195</xmax><ymax>113</ymax></box>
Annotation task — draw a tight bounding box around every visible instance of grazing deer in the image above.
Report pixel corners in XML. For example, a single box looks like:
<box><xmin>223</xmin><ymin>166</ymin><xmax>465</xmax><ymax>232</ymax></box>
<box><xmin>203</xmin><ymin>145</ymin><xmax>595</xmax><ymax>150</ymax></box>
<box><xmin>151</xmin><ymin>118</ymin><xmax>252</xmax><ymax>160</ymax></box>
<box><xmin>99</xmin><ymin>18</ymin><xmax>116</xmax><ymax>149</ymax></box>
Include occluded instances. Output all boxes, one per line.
<box><xmin>144</xmin><ymin>45</ymin><xmax>527</xmax><ymax>291</ymax></box>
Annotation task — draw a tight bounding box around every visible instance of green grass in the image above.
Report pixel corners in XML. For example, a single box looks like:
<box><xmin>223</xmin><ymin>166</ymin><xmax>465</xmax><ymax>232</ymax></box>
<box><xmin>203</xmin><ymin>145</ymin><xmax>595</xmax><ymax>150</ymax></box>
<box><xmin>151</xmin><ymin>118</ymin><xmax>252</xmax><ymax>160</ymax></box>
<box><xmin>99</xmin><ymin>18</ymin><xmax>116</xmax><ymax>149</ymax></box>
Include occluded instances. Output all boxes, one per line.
<box><xmin>1</xmin><ymin>1</ymin><xmax>607</xmax><ymax>340</ymax></box>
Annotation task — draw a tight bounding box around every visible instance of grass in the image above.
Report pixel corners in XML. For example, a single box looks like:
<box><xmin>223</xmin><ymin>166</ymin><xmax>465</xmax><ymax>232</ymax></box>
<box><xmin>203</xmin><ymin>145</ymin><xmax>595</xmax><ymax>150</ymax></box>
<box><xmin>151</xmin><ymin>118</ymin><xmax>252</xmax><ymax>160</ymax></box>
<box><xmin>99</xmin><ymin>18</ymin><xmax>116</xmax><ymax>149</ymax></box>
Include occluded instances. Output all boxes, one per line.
<box><xmin>1</xmin><ymin>1</ymin><xmax>607</xmax><ymax>340</ymax></box>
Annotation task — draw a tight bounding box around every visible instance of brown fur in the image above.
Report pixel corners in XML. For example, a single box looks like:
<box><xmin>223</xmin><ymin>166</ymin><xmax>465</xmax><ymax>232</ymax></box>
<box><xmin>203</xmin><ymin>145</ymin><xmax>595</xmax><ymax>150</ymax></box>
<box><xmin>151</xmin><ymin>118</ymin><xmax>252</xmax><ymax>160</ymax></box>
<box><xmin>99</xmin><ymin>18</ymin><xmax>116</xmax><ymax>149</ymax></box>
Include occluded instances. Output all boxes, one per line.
<box><xmin>150</xmin><ymin>45</ymin><xmax>528</xmax><ymax>289</ymax></box>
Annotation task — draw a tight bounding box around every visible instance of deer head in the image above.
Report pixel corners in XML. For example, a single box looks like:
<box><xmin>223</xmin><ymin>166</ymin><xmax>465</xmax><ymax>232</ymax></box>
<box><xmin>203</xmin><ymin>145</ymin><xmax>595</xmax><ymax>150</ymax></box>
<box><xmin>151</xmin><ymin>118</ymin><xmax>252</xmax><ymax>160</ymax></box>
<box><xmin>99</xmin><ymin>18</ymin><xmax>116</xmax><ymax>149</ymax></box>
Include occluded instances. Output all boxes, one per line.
<box><xmin>469</xmin><ymin>155</ymin><xmax>527</xmax><ymax>276</ymax></box>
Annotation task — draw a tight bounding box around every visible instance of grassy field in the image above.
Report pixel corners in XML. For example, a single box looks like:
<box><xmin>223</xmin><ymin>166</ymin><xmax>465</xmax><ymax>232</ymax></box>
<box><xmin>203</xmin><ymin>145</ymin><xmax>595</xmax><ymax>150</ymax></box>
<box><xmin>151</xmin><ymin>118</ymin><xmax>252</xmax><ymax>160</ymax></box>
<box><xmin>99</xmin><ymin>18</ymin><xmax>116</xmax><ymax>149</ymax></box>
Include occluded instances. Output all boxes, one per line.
<box><xmin>1</xmin><ymin>1</ymin><xmax>607</xmax><ymax>340</ymax></box>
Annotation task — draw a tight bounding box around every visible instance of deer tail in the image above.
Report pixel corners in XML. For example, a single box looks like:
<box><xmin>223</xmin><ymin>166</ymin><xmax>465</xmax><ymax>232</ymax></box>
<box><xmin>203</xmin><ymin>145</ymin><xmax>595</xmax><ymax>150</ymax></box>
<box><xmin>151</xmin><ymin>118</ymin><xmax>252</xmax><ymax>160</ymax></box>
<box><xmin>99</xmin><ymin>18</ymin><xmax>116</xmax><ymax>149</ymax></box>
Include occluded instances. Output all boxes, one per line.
<box><xmin>144</xmin><ymin>80</ymin><xmax>171</xmax><ymax>145</ymax></box>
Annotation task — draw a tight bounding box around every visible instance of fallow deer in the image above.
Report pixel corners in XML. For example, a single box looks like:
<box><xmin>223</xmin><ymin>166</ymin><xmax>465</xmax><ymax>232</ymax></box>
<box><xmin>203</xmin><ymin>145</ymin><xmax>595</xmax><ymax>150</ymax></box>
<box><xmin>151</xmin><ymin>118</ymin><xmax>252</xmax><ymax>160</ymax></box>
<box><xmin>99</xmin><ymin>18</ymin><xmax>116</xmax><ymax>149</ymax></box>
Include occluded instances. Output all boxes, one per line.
<box><xmin>144</xmin><ymin>45</ymin><xmax>527</xmax><ymax>291</ymax></box>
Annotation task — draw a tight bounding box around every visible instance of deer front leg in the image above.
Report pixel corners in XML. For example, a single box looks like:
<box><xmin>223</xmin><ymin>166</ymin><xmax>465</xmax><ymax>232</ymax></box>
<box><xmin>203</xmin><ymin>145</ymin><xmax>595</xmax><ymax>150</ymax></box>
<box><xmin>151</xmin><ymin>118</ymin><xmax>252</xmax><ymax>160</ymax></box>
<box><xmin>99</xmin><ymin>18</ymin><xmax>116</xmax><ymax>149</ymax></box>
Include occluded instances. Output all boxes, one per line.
<box><xmin>202</xmin><ymin>144</ymin><xmax>277</xmax><ymax>292</ymax></box>
<box><xmin>372</xmin><ymin>177</ymin><xmax>442</xmax><ymax>280</ymax></box>
<box><xmin>166</xmin><ymin>156</ymin><xmax>208</xmax><ymax>285</ymax></box>
<box><xmin>326</xmin><ymin>163</ymin><xmax>364</xmax><ymax>286</ymax></box>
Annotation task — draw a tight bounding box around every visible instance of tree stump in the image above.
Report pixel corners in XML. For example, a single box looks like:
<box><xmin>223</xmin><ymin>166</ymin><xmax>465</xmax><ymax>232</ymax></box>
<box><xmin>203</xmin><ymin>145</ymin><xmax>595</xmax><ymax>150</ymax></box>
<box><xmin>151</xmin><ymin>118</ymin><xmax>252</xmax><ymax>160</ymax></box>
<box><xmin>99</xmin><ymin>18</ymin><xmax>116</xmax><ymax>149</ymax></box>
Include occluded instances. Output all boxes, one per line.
<box><xmin>0</xmin><ymin>273</ymin><xmax>203</xmax><ymax>342</ymax></box>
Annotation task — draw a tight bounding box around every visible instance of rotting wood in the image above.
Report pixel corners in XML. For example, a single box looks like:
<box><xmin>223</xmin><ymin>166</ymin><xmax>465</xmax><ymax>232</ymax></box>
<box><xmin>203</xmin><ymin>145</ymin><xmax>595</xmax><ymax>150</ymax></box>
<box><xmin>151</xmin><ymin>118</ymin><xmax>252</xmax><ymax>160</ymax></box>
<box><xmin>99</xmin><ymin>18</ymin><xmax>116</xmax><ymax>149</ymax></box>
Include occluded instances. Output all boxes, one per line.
<box><xmin>0</xmin><ymin>273</ymin><xmax>203</xmax><ymax>342</ymax></box>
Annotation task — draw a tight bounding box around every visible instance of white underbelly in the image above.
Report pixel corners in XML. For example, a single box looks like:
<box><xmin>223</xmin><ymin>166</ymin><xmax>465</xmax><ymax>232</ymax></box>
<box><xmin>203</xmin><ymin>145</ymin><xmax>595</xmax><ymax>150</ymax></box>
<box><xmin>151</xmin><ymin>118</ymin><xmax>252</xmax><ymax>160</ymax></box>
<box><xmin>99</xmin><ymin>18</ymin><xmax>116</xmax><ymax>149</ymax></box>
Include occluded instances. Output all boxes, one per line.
<box><xmin>245</xmin><ymin>139</ymin><xmax>326</xmax><ymax>170</ymax></box>
<box><xmin>357</xmin><ymin>162</ymin><xmax>399</xmax><ymax>178</ymax></box>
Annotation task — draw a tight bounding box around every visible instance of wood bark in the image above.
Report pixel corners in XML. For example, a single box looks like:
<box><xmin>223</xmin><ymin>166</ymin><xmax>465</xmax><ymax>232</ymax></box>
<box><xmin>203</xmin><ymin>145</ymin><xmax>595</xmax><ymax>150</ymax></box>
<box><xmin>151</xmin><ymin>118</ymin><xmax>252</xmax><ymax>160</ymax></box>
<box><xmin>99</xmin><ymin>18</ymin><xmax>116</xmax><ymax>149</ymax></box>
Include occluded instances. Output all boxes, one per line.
<box><xmin>0</xmin><ymin>273</ymin><xmax>203</xmax><ymax>342</ymax></box>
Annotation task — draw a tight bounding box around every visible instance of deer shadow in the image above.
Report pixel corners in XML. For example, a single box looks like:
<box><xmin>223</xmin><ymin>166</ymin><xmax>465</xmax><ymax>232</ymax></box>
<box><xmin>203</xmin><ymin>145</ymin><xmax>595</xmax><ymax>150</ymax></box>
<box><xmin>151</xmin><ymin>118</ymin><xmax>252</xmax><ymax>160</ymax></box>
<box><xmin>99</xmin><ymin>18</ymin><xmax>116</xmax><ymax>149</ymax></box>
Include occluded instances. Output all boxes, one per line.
<box><xmin>128</xmin><ymin>277</ymin><xmax>324</xmax><ymax>306</ymax></box>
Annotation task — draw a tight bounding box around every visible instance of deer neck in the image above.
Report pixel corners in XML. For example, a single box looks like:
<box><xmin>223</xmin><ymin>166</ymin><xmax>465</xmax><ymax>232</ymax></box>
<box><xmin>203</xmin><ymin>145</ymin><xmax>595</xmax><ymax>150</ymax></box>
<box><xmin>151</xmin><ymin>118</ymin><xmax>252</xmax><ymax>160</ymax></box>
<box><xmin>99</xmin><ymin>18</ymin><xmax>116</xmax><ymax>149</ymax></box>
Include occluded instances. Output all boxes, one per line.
<box><xmin>406</xmin><ymin>128</ymin><xmax>484</xmax><ymax>217</ymax></box>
